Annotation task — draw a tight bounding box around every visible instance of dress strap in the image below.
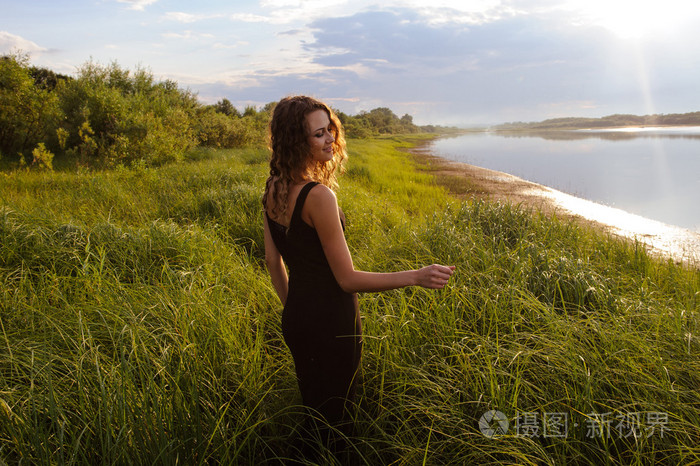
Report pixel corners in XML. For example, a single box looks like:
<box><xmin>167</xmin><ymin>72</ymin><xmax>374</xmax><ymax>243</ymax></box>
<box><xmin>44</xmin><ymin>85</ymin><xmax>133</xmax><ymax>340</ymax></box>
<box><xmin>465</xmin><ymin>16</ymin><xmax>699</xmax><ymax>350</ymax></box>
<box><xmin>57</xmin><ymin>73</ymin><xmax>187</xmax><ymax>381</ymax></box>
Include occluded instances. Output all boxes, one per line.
<box><xmin>290</xmin><ymin>182</ymin><xmax>319</xmax><ymax>227</ymax></box>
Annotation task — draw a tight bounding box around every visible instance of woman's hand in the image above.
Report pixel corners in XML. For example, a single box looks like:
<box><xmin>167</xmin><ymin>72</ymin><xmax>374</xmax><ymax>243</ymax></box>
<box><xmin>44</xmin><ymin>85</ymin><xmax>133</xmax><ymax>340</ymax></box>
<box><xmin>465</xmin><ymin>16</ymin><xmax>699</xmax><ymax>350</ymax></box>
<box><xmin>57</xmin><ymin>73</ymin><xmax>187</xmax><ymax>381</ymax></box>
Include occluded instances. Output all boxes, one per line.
<box><xmin>415</xmin><ymin>264</ymin><xmax>456</xmax><ymax>289</ymax></box>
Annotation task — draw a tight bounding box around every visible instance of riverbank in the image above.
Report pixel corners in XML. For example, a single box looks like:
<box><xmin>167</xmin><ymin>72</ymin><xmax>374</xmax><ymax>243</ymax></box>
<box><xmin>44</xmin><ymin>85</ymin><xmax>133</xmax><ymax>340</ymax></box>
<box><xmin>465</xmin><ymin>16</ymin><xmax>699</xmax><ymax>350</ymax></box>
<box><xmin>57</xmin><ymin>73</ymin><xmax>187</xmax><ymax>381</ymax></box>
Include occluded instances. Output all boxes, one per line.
<box><xmin>408</xmin><ymin>140</ymin><xmax>700</xmax><ymax>265</ymax></box>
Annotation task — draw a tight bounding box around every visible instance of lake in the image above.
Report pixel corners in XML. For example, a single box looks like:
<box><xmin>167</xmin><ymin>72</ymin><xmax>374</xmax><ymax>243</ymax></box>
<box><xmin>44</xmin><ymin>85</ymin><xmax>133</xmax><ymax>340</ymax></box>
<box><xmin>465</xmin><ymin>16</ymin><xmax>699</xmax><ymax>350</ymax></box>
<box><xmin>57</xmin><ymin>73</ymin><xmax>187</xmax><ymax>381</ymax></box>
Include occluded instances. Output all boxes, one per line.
<box><xmin>428</xmin><ymin>127</ymin><xmax>700</xmax><ymax>234</ymax></box>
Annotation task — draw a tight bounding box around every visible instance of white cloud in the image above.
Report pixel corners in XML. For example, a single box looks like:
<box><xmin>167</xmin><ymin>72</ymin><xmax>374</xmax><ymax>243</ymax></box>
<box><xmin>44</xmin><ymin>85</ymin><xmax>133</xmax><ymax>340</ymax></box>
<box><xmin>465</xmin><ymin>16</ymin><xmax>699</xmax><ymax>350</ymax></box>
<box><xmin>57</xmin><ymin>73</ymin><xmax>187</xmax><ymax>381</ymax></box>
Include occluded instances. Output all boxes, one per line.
<box><xmin>161</xmin><ymin>31</ymin><xmax>215</xmax><ymax>40</ymax></box>
<box><xmin>260</xmin><ymin>0</ymin><xmax>302</xmax><ymax>6</ymax></box>
<box><xmin>213</xmin><ymin>41</ymin><xmax>249</xmax><ymax>49</ymax></box>
<box><xmin>231</xmin><ymin>0</ymin><xmax>358</xmax><ymax>25</ymax></box>
<box><xmin>391</xmin><ymin>0</ymin><xmax>501</xmax><ymax>9</ymax></box>
<box><xmin>162</xmin><ymin>12</ymin><xmax>222</xmax><ymax>23</ymax></box>
<box><xmin>230</xmin><ymin>13</ymin><xmax>278</xmax><ymax>23</ymax></box>
<box><xmin>163</xmin><ymin>12</ymin><xmax>203</xmax><ymax>23</ymax></box>
<box><xmin>116</xmin><ymin>0</ymin><xmax>158</xmax><ymax>11</ymax></box>
<box><xmin>229</xmin><ymin>11</ymin><xmax>306</xmax><ymax>25</ymax></box>
<box><xmin>556</xmin><ymin>0</ymin><xmax>700</xmax><ymax>39</ymax></box>
<box><xmin>0</xmin><ymin>31</ymin><xmax>47</xmax><ymax>55</ymax></box>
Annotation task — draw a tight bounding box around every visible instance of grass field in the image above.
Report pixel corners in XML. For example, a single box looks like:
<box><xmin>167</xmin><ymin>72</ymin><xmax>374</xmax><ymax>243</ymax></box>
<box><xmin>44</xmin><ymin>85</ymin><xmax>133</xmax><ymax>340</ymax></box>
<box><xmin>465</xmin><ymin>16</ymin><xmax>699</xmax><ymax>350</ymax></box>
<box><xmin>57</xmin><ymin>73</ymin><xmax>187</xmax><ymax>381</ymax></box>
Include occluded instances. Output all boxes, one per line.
<box><xmin>1</xmin><ymin>137</ymin><xmax>698</xmax><ymax>464</ymax></box>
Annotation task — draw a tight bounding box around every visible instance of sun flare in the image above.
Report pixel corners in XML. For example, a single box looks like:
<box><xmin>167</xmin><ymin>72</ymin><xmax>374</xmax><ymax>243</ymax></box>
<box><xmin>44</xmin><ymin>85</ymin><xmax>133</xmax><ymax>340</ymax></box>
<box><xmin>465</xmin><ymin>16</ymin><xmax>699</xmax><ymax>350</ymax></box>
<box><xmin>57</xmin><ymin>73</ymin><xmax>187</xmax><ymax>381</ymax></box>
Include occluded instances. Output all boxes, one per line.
<box><xmin>563</xmin><ymin>0</ymin><xmax>700</xmax><ymax>40</ymax></box>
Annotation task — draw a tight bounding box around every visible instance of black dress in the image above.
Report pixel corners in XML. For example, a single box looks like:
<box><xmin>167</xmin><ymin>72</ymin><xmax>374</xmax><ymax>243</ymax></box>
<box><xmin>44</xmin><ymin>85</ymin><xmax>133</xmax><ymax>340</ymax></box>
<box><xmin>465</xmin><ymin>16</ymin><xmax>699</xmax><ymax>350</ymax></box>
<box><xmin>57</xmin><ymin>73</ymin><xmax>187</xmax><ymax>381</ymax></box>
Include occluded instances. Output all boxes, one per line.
<box><xmin>266</xmin><ymin>181</ymin><xmax>362</xmax><ymax>431</ymax></box>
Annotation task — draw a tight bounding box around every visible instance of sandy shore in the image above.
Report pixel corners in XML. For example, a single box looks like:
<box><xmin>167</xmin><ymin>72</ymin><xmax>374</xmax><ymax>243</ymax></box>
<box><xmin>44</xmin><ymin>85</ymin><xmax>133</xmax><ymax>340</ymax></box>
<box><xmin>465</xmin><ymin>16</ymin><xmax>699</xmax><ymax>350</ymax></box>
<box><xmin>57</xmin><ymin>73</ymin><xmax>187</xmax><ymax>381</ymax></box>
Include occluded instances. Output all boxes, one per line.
<box><xmin>407</xmin><ymin>141</ymin><xmax>700</xmax><ymax>265</ymax></box>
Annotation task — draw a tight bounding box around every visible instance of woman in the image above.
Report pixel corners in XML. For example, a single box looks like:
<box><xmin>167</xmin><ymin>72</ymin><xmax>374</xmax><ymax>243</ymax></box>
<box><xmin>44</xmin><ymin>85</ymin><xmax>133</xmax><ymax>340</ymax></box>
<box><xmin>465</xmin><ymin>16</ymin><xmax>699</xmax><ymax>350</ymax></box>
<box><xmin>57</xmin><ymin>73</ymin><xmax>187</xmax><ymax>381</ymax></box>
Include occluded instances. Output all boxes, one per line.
<box><xmin>262</xmin><ymin>95</ymin><xmax>455</xmax><ymax>453</ymax></box>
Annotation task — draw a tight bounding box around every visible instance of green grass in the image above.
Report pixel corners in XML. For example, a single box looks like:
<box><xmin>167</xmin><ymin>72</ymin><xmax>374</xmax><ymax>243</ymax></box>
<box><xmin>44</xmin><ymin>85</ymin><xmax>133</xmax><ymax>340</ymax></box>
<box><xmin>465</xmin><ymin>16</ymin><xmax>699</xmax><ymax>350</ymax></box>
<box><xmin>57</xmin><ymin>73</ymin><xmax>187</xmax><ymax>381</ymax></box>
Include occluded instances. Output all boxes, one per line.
<box><xmin>0</xmin><ymin>137</ymin><xmax>698</xmax><ymax>464</ymax></box>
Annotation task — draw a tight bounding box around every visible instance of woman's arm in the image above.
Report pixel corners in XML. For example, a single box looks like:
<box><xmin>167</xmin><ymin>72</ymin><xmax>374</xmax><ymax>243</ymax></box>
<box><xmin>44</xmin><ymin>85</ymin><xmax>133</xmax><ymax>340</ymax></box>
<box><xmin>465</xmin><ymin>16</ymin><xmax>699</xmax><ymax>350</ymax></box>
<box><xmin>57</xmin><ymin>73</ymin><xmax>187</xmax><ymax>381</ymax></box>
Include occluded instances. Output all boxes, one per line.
<box><xmin>263</xmin><ymin>215</ymin><xmax>289</xmax><ymax>304</ymax></box>
<box><xmin>306</xmin><ymin>185</ymin><xmax>455</xmax><ymax>293</ymax></box>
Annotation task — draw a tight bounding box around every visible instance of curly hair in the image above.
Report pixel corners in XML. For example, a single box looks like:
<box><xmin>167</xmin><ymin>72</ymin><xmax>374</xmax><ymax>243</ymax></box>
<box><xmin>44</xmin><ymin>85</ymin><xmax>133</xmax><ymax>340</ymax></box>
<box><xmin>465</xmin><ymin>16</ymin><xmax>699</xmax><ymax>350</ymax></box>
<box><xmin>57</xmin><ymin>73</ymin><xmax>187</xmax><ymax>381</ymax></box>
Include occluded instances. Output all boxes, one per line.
<box><xmin>262</xmin><ymin>95</ymin><xmax>347</xmax><ymax>222</ymax></box>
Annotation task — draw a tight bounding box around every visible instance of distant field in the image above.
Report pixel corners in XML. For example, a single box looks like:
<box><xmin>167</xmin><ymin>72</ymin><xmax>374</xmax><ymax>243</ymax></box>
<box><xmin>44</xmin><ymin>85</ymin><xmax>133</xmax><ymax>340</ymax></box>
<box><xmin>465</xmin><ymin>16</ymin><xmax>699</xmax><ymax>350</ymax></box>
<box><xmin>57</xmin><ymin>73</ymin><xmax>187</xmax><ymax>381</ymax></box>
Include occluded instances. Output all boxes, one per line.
<box><xmin>1</xmin><ymin>137</ymin><xmax>698</xmax><ymax>464</ymax></box>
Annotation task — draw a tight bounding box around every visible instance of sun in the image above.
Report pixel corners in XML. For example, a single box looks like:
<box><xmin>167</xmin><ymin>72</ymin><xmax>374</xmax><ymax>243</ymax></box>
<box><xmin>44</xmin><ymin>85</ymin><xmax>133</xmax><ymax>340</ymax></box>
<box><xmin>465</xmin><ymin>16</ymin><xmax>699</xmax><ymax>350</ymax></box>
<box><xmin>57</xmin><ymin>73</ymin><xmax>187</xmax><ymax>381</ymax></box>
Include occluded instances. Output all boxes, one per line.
<box><xmin>563</xmin><ymin>0</ymin><xmax>699</xmax><ymax>40</ymax></box>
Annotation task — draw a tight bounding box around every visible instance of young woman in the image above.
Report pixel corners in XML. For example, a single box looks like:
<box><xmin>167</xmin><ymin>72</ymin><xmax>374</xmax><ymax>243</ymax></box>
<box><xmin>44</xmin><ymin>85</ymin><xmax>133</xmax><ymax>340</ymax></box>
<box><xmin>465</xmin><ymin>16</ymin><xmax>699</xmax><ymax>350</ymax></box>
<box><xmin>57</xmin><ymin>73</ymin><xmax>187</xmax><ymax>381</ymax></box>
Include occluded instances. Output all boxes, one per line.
<box><xmin>262</xmin><ymin>95</ymin><xmax>455</xmax><ymax>453</ymax></box>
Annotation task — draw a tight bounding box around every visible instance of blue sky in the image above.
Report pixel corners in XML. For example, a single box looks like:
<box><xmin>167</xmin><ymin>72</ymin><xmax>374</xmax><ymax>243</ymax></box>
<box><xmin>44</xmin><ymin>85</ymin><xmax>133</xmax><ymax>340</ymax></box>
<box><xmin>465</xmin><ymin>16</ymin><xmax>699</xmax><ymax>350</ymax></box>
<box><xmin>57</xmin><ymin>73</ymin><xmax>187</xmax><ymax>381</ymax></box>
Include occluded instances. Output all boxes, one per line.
<box><xmin>2</xmin><ymin>0</ymin><xmax>700</xmax><ymax>126</ymax></box>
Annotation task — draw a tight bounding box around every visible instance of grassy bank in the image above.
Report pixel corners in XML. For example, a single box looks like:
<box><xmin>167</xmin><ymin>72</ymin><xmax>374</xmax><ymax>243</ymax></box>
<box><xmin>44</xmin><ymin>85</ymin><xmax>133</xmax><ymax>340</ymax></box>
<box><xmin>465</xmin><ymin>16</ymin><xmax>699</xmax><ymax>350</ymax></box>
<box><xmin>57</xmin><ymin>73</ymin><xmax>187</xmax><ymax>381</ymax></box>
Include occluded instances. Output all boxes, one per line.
<box><xmin>1</xmin><ymin>137</ymin><xmax>698</xmax><ymax>464</ymax></box>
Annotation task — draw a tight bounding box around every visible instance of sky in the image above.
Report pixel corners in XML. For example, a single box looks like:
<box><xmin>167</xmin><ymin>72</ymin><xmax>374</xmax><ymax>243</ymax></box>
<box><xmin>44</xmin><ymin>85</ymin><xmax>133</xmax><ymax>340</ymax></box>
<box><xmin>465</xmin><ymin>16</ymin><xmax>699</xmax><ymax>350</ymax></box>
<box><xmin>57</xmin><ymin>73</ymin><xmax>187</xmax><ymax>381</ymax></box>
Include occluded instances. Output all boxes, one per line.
<box><xmin>2</xmin><ymin>0</ymin><xmax>700</xmax><ymax>126</ymax></box>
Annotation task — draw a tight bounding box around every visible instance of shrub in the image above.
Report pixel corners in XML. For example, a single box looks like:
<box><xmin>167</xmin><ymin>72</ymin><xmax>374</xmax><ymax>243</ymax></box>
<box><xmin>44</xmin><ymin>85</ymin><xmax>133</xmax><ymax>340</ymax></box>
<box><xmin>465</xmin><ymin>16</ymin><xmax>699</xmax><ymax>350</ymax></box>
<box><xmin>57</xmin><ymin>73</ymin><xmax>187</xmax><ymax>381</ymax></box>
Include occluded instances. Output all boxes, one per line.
<box><xmin>0</xmin><ymin>53</ymin><xmax>61</xmax><ymax>161</ymax></box>
<box><xmin>30</xmin><ymin>143</ymin><xmax>54</xmax><ymax>170</ymax></box>
<box><xmin>57</xmin><ymin>61</ymin><xmax>198</xmax><ymax>166</ymax></box>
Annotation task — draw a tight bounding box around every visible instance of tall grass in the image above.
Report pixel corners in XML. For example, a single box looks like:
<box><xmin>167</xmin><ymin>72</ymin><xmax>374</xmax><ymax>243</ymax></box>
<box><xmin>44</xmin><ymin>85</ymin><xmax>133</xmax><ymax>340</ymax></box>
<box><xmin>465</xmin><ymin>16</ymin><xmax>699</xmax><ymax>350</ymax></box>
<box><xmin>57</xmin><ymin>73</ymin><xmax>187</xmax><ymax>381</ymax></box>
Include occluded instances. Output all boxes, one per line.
<box><xmin>1</xmin><ymin>138</ymin><xmax>698</xmax><ymax>464</ymax></box>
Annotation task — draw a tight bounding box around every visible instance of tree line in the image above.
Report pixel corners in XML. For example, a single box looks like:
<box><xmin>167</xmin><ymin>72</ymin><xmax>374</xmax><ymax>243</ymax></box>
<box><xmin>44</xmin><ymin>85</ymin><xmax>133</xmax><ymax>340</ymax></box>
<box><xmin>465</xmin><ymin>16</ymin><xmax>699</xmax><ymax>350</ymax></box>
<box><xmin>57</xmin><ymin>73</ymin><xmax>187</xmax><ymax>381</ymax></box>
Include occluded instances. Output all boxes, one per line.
<box><xmin>495</xmin><ymin>112</ymin><xmax>700</xmax><ymax>131</ymax></box>
<box><xmin>1</xmin><ymin>53</ymin><xmax>440</xmax><ymax>169</ymax></box>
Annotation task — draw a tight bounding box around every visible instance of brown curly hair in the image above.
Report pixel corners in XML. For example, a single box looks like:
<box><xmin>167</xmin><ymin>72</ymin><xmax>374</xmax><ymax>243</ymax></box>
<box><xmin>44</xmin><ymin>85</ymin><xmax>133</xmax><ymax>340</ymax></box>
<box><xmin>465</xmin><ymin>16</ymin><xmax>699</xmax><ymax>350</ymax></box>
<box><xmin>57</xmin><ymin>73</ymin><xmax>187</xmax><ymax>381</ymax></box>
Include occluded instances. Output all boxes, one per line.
<box><xmin>262</xmin><ymin>95</ymin><xmax>347</xmax><ymax>223</ymax></box>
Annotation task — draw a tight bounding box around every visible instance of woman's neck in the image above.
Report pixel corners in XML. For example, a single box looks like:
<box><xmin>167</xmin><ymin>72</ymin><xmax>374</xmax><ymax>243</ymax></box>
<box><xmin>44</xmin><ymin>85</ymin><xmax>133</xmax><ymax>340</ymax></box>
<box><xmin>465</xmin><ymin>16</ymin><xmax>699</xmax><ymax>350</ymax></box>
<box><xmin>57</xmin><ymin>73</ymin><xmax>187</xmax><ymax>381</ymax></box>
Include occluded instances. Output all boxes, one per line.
<box><xmin>293</xmin><ymin>172</ymin><xmax>313</xmax><ymax>184</ymax></box>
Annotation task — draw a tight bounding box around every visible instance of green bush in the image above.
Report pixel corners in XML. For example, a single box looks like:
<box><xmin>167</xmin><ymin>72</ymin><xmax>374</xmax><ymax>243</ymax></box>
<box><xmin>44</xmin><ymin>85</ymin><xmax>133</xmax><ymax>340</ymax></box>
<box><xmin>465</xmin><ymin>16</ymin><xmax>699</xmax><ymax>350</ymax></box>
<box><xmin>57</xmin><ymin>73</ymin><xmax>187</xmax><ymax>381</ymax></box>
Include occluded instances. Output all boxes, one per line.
<box><xmin>57</xmin><ymin>61</ymin><xmax>198</xmax><ymax>166</ymax></box>
<box><xmin>193</xmin><ymin>107</ymin><xmax>265</xmax><ymax>148</ymax></box>
<box><xmin>30</xmin><ymin>143</ymin><xmax>54</xmax><ymax>170</ymax></box>
<box><xmin>0</xmin><ymin>54</ymin><xmax>61</xmax><ymax>161</ymax></box>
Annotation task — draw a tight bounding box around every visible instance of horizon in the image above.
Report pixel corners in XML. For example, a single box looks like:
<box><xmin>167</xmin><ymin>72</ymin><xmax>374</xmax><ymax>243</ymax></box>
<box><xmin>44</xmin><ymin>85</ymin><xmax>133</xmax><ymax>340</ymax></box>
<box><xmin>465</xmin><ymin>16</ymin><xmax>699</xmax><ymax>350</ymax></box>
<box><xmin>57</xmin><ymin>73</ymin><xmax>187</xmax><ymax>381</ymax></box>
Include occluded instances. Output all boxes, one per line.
<box><xmin>3</xmin><ymin>0</ymin><xmax>700</xmax><ymax>127</ymax></box>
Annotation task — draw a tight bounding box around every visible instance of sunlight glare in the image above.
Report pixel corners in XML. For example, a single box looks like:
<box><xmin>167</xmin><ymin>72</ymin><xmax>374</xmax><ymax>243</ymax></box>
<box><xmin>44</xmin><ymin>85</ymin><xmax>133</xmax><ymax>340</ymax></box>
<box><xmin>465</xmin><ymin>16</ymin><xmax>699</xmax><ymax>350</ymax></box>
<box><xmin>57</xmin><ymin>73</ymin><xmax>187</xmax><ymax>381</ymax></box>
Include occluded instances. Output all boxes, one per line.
<box><xmin>563</xmin><ymin>0</ymin><xmax>700</xmax><ymax>39</ymax></box>
<box><xmin>536</xmin><ymin>187</ymin><xmax>700</xmax><ymax>263</ymax></box>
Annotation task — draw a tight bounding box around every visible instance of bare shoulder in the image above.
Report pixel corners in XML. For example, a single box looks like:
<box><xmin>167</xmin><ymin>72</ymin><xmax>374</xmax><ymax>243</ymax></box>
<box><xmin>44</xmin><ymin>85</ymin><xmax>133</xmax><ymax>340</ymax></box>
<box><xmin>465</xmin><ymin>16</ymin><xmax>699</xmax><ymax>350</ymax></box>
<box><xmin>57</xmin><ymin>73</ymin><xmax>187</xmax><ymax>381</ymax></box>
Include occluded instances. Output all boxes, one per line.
<box><xmin>306</xmin><ymin>183</ymin><xmax>337</xmax><ymax>207</ymax></box>
<box><xmin>303</xmin><ymin>184</ymin><xmax>339</xmax><ymax>227</ymax></box>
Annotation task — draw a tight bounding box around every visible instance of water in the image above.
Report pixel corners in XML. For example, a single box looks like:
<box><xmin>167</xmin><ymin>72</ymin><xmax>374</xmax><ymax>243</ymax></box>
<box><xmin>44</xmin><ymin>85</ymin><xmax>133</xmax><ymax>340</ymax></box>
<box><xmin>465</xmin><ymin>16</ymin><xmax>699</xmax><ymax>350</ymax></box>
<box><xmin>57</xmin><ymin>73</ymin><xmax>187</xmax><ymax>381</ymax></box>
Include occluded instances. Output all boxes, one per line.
<box><xmin>429</xmin><ymin>127</ymin><xmax>700</xmax><ymax>233</ymax></box>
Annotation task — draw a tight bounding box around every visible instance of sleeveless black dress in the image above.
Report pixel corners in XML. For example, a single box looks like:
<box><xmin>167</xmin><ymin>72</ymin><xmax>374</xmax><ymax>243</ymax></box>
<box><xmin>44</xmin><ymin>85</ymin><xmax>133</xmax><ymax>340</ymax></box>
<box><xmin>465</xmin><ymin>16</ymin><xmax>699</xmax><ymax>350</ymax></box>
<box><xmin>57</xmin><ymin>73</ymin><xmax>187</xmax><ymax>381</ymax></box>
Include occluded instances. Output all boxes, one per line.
<box><xmin>266</xmin><ymin>182</ymin><xmax>362</xmax><ymax>427</ymax></box>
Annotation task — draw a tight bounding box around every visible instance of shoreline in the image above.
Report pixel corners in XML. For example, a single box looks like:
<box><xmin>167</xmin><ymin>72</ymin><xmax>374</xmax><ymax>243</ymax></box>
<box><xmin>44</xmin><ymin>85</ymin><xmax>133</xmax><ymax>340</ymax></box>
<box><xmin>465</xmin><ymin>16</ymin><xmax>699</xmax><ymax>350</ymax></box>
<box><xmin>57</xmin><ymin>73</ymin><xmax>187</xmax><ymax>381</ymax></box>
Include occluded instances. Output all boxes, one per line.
<box><xmin>407</xmin><ymin>140</ymin><xmax>700</xmax><ymax>265</ymax></box>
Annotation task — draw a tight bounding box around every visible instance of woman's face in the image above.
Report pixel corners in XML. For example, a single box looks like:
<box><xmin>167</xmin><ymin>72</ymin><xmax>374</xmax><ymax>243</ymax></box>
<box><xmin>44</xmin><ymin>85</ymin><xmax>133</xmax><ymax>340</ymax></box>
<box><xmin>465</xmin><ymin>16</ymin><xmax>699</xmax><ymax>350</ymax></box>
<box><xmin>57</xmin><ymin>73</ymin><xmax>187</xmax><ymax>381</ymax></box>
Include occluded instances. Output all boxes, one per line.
<box><xmin>305</xmin><ymin>109</ymin><xmax>335</xmax><ymax>163</ymax></box>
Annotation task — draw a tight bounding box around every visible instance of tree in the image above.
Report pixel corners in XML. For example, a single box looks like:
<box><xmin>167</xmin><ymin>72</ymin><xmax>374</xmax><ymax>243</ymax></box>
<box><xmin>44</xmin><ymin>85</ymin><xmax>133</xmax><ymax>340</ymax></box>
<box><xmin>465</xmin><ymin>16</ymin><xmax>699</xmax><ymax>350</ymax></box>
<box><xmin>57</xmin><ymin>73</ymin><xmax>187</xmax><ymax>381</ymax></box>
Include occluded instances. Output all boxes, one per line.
<box><xmin>57</xmin><ymin>59</ymin><xmax>198</xmax><ymax>166</ymax></box>
<box><xmin>0</xmin><ymin>53</ymin><xmax>61</xmax><ymax>161</ymax></box>
<box><xmin>29</xmin><ymin>66</ymin><xmax>71</xmax><ymax>90</ymax></box>
<box><xmin>262</xmin><ymin>101</ymin><xmax>277</xmax><ymax>114</ymax></box>
<box><xmin>214</xmin><ymin>98</ymin><xmax>240</xmax><ymax>117</ymax></box>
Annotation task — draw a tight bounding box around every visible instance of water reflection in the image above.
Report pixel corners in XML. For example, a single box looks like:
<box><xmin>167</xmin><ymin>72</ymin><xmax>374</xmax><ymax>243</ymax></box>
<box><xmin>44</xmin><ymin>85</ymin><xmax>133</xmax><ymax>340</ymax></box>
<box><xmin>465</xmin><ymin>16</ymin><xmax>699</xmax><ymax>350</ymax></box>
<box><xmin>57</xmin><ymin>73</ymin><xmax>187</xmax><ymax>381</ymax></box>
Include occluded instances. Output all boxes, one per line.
<box><xmin>495</xmin><ymin>128</ymin><xmax>700</xmax><ymax>141</ymax></box>
<box><xmin>429</xmin><ymin>127</ymin><xmax>700</xmax><ymax>262</ymax></box>
<box><xmin>534</xmin><ymin>185</ymin><xmax>700</xmax><ymax>263</ymax></box>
